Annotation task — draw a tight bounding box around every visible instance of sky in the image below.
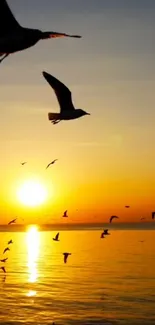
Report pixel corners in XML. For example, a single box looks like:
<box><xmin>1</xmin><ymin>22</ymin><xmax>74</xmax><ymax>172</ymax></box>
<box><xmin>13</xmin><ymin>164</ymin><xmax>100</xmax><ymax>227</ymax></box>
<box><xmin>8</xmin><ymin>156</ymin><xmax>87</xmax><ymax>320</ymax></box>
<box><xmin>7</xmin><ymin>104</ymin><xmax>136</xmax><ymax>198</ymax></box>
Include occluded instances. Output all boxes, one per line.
<box><xmin>0</xmin><ymin>0</ymin><xmax>155</xmax><ymax>224</ymax></box>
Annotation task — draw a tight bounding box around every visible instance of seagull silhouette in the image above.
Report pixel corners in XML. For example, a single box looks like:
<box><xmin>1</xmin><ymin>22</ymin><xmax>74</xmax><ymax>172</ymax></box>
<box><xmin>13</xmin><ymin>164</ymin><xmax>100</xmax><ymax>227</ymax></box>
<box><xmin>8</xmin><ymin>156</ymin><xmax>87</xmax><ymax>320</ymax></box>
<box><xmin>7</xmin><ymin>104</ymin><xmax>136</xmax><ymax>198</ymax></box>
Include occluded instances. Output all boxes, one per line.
<box><xmin>8</xmin><ymin>240</ymin><xmax>13</xmax><ymax>245</ymax></box>
<box><xmin>109</xmin><ymin>215</ymin><xmax>119</xmax><ymax>223</ymax></box>
<box><xmin>63</xmin><ymin>210</ymin><xmax>68</xmax><ymax>218</ymax></box>
<box><xmin>3</xmin><ymin>247</ymin><xmax>10</xmax><ymax>254</ymax></box>
<box><xmin>8</xmin><ymin>218</ymin><xmax>17</xmax><ymax>225</ymax></box>
<box><xmin>0</xmin><ymin>0</ymin><xmax>82</xmax><ymax>63</ymax></box>
<box><xmin>63</xmin><ymin>253</ymin><xmax>71</xmax><ymax>263</ymax></box>
<box><xmin>125</xmin><ymin>206</ymin><xmax>130</xmax><ymax>208</ymax></box>
<box><xmin>152</xmin><ymin>212</ymin><xmax>155</xmax><ymax>220</ymax></box>
<box><xmin>103</xmin><ymin>229</ymin><xmax>110</xmax><ymax>235</ymax></box>
<box><xmin>42</xmin><ymin>72</ymin><xmax>90</xmax><ymax>124</ymax></box>
<box><xmin>0</xmin><ymin>258</ymin><xmax>8</xmax><ymax>263</ymax></box>
<box><xmin>46</xmin><ymin>159</ymin><xmax>58</xmax><ymax>169</ymax></box>
<box><xmin>21</xmin><ymin>162</ymin><xmax>27</xmax><ymax>166</ymax></box>
<box><xmin>1</xmin><ymin>266</ymin><xmax>6</xmax><ymax>273</ymax></box>
<box><xmin>53</xmin><ymin>232</ymin><xmax>60</xmax><ymax>241</ymax></box>
<box><xmin>100</xmin><ymin>232</ymin><xmax>105</xmax><ymax>238</ymax></box>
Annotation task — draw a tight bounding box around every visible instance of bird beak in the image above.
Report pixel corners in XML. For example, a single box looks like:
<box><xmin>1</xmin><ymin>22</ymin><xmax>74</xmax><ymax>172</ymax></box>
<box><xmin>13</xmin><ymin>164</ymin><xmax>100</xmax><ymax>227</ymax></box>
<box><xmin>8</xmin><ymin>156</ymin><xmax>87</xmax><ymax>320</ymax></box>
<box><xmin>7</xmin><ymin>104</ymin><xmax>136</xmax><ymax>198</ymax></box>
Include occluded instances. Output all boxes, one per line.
<box><xmin>86</xmin><ymin>112</ymin><xmax>90</xmax><ymax>115</ymax></box>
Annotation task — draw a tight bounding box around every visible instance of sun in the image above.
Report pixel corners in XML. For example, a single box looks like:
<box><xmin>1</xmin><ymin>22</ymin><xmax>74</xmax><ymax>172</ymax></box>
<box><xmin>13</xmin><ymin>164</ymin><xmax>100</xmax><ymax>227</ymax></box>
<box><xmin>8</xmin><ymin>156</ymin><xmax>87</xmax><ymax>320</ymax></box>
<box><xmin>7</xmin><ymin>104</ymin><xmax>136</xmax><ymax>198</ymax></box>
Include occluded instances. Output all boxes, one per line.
<box><xmin>17</xmin><ymin>180</ymin><xmax>47</xmax><ymax>207</ymax></box>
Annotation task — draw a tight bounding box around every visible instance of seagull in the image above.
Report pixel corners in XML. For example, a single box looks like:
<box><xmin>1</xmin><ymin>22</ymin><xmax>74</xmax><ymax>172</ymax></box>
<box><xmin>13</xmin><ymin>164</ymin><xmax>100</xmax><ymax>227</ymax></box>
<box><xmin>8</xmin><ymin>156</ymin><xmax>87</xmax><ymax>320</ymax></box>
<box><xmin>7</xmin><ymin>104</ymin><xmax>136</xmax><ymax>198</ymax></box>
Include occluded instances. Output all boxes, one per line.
<box><xmin>100</xmin><ymin>232</ymin><xmax>105</xmax><ymax>238</ymax></box>
<box><xmin>1</xmin><ymin>266</ymin><xmax>6</xmax><ymax>273</ymax></box>
<box><xmin>152</xmin><ymin>212</ymin><xmax>155</xmax><ymax>220</ymax></box>
<box><xmin>53</xmin><ymin>232</ymin><xmax>60</xmax><ymax>241</ymax></box>
<box><xmin>0</xmin><ymin>258</ymin><xmax>8</xmax><ymax>263</ymax></box>
<box><xmin>8</xmin><ymin>240</ymin><xmax>13</xmax><ymax>245</ymax></box>
<box><xmin>46</xmin><ymin>159</ymin><xmax>58</xmax><ymax>169</ymax></box>
<box><xmin>63</xmin><ymin>210</ymin><xmax>68</xmax><ymax>218</ymax></box>
<box><xmin>3</xmin><ymin>247</ymin><xmax>10</xmax><ymax>254</ymax></box>
<box><xmin>125</xmin><ymin>206</ymin><xmax>130</xmax><ymax>208</ymax></box>
<box><xmin>63</xmin><ymin>253</ymin><xmax>71</xmax><ymax>263</ymax></box>
<box><xmin>103</xmin><ymin>229</ymin><xmax>110</xmax><ymax>235</ymax></box>
<box><xmin>42</xmin><ymin>72</ymin><xmax>90</xmax><ymax>124</ymax></box>
<box><xmin>8</xmin><ymin>218</ymin><xmax>17</xmax><ymax>225</ymax></box>
<box><xmin>21</xmin><ymin>162</ymin><xmax>27</xmax><ymax>166</ymax></box>
<box><xmin>0</xmin><ymin>1</ymin><xmax>82</xmax><ymax>64</ymax></box>
<box><xmin>109</xmin><ymin>215</ymin><xmax>119</xmax><ymax>223</ymax></box>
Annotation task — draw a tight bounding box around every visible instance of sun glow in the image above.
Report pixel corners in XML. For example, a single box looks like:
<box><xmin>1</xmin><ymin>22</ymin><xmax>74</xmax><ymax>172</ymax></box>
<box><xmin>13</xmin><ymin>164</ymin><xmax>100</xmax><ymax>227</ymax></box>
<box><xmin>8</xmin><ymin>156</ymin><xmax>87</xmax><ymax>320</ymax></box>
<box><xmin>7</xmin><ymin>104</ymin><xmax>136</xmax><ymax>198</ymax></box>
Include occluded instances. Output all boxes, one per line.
<box><xmin>17</xmin><ymin>180</ymin><xmax>47</xmax><ymax>207</ymax></box>
<box><xmin>26</xmin><ymin>225</ymin><xmax>40</xmax><ymax>283</ymax></box>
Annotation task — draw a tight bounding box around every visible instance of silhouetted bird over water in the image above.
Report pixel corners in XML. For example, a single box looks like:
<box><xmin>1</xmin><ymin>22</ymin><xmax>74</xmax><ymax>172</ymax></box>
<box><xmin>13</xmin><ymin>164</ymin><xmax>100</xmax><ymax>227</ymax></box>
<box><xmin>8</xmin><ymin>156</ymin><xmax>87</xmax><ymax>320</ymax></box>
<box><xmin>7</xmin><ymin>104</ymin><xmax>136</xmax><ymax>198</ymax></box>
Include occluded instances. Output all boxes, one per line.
<box><xmin>3</xmin><ymin>247</ymin><xmax>10</xmax><ymax>254</ymax></box>
<box><xmin>0</xmin><ymin>258</ymin><xmax>8</xmax><ymax>263</ymax></box>
<box><xmin>0</xmin><ymin>0</ymin><xmax>82</xmax><ymax>63</ymax></box>
<box><xmin>46</xmin><ymin>159</ymin><xmax>58</xmax><ymax>169</ymax></box>
<box><xmin>42</xmin><ymin>72</ymin><xmax>90</xmax><ymax>124</ymax></box>
<box><xmin>8</xmin><ymin>218</ymin><xmax>17</xmax><ymax>225</ymax></box>
<box><xmin>8</xmin><ymin>240</ymin><xmax>13</xmax><ymax>245</ymax></box>
<box><xmin>63</xmin><ymin>253</ymin><xmax>71</xmax><ymax>263</ymax></box>
<box><xmin>0</xmin><ymin>266</ymin><xmax>6</xmax><ymax>273</ymax></box>
<box><xmin>62</xmin><ymin>210</ymin><xmax>68</xmax><ymax>218</ymax></box>
<box><xmin>53</xmin><ymin>233</ymin><xmax>60</xmax><ymax>241</ymax></box>
<box><xmin>109</xmin><ymin>215</ymin><xmax>119</xmax><ymax>223</ymax></box>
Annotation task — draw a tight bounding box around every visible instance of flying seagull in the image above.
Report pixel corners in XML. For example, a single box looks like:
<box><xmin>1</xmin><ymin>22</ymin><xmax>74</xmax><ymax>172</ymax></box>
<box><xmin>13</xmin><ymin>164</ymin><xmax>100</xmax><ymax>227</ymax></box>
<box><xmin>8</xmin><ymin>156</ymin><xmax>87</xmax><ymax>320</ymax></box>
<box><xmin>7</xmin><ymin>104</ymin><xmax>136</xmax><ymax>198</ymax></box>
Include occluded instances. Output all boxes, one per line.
<box><xmin>152</xmin><ymin>212</ymin><xmax>155</xmax><ymax>220</ymax></box>
<box><xmin>103</xmin><ymin>229</ymin><xmax>110</xmax><ymax>235</ymax></box>
<box><xmin>109</xmin><ymin>215</ymin><xmax>119</xmax><ymax>223</ymax></box>
<box><xmin>63</xmin><ymin>252</ymin><xmax>71</xmax><ymax>263</ymax></box>
<box><xmin>63</xmin><ymin>210</ymin><xmax>68</xmax><ymax>218</ymax></box>
<box><xmin>21</xmin><ymin>162</ymin><xmax>27</xmax><ymax>166</ymax></box>
<box><xmin>1</xmin><ymin>266</ymin><xmax>6</xmax><ymax>273</ymax></box>
<box><xmin>0</xmin><ymin>0</ymin><xmax>82</xmax><ymax>64</ymax></box>
<box><xmin>53</xmin><ymin>232</ymin><xmax>60</xmax><ymax>241</ymax></box>
<box><xmin>125</xmin><ymin>206</ymin><xmax>130</xmax><ymax>208</ymax></box>
<box><xmin>42</xmin><ymin>72</ymin><xmax>90</xmax><ymax>124</ymax></box>
<box><xmin>0</xmin><ymin>258</ymin><xmax>8</xmax><ymax>263</ymax></box>
<box><xmin>3</xmin><ymin>247</ymin><xmax>10</xmax><ymax>254</ymax></box>
<box><xmin>8</xmin><ymin>240</ymin><xmax>13</xmax><ymax>245</ymax></box>
<box><xmin>8</xmin><ymin>218</ymin><xmax>17</xmax><ymax>225</ymax></box>
<box><xmin>46</xmin><ymin>159</ymin><xmax>58</xmax><ymax>169</ymax></box>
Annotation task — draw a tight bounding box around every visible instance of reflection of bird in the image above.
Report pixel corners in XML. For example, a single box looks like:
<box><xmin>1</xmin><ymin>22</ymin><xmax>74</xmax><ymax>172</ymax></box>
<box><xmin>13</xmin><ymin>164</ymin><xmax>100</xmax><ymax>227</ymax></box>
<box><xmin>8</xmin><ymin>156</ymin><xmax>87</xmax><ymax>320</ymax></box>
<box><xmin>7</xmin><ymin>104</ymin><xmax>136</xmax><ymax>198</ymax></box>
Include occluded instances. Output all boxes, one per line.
<box><xmin>43</xmin><ymin>72</ymin><xmax>90</xmax><ymax>125</ymax></box>
<box><xmin>0</xmin><ymin>1</ymin><xmax>82</xmax><ymax>64</ymax></box>
<box><xmin>63</xmin><ymin>253</ymin><xmax>71</xmax><ymax>263</ymax></box>
<box><xmin>21</xmin><ymin>162</ymin><xmax>27</xmax><ymax>166</ymax></box>
<box><xmin>0</xmin><ymin>258</ymin><xmax>8</xmax><ymax>263</ymax></box>
<box><xmin>46</xmin><ymin>159</ymin><xmax>58</xmax><ymax>169</ymax></box>
<box><xmin>103</xmin><ymin>229</ymin><xmax>110</xmax><ymax>235</ymax></box>
<box><xmin>1</xmin><ymin>266</ymin><xmax>6</xmax><ymax>273</ymax></box>
<box><xmin>109</xmin><ymin>215</ymin><xmax>119</xmax><ymax>223</ymax></box>
<box><xmin>100</xmin><ymin>232</ymin><xmax>105</xmax><ymax>238</ymax></box>
<box><xmin>8</xmin><ymin>218</ymin><xmax>17</xmax><ymax>225</ymax></box>
<box><xmin>63</xmin><ymin>210</ymin><xmax>68</xmax><ymax>218</ymax></box>
<box><xmin>53</xmin><ymin>232</ymin><xmax>60</xmax><ymax>241</ymax></box>
<box><xmin>8</xmin><ymin>240</ymin><xmax>13</xmax><ymax>245</ymax></box>
<box><xmin>125</xmin><ymin>206</ymin><xmax>130</xmax><ymax>208</ymax></box>
<box><xmin>3</xmin><ymin>248</ymin><xmax>10</xmax><ymax>254</ymax></box>
<box><xmin>152</xmin><ymin>212</ymin><xmax>155</xmax><ymax>220</ymax></box>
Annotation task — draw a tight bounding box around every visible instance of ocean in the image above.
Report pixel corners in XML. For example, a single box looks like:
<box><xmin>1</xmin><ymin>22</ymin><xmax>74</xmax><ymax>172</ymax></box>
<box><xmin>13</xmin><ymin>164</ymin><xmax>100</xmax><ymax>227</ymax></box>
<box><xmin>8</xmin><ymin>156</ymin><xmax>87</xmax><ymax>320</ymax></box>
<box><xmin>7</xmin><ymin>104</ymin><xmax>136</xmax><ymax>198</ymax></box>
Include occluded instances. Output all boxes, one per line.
<box><xmin>0</xmin><ymin>227</ymin><xmax>155</xmax><ymax>324</ymax></box>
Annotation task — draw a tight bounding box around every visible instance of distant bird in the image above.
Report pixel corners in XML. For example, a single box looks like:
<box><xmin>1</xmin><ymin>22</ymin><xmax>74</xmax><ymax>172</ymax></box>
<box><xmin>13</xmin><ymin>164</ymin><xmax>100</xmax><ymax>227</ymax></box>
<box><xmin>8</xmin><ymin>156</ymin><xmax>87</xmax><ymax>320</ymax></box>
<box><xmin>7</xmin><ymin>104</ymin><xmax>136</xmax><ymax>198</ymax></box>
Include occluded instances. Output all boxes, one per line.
<box><xmin>8</xmin><ymin>240</ymin><xmax>13</xmax><ymax>245</ymax></box>
<box><xmin>140</xmin><ymin>217</ymin><xmax>145</xmax><ymax>221</ymax></box>
<box><xmin>139</xmin><ymin>240</ymin><xmax>144</xmax><ymax>243</ymax></box>
<box><xmin>42</xmin><ymin>72</ymin><xmax>90</xmax><ymax>124</ymax></box>
<box><xmin>8</xmin><ymin>218</ymin><xmax>17</xmax><ymax>225</ymax></box>
<box><xmin>63</xmin><ymin>210</ymin><xmax>68</xmax><ymax>218</ymax></box>
<box><xmin>2</xmin><ymin>275</ymin><xmax>6</xmax><ymax>283</ymax></box>
<box><xmin>0</xmin><ymin>1</ymin><xmax>82</xmax><ymax>64</ymax></box>
<box><xmin>46</xmin><ymin>159</ymin><xmax>58</xmax><ymax>169</ymax></box>
<box><xmin>152</xmin><ymin>212</ymin><xmax>155</xmax><ymax>220</ymax></box>
<box><xmin>3</xmin><ymin>248</ymin><xmax>10</xmax><ymax>254</ymax></box>
<box><xmin>63</xmin><ymin>252</ymin><xmax>71</xmax><ymax>263</ymax></box>
<box><xmin>0</xmin><ymin>258</ymin><xmax>8</xmax><ymax>263</ymax></box>
<box><xmin>21</xmin><ymin>162</ymin><xmax>27</xmax><ymax>166</ymax></box>
<box><xmin>103</xmin><ymin>229</ymin><xmax>110</xmax><ymax>235</ymax></box>
<box><xmin>100</xmin><ymin>232</ymin><xmax>105</xmax><ymax>239</ymax></box>
<box><xmin>109</xmin><ymin>215</ymin><xmax>119</xmax><ymax>223</ymax></box>
<box><xmin>1</xmin><ymin>266</ymin><xmax>6</xmax><ymax>273</ymax></box>
<box><xmin>125</xmin><ymin>206</ymin><xmax>130</xmax><ymax>208</ymax></box>
<box><xmin>53</xmin><ymin>232</ymin><xmax>60</xmax><ymax>241</ymax></box>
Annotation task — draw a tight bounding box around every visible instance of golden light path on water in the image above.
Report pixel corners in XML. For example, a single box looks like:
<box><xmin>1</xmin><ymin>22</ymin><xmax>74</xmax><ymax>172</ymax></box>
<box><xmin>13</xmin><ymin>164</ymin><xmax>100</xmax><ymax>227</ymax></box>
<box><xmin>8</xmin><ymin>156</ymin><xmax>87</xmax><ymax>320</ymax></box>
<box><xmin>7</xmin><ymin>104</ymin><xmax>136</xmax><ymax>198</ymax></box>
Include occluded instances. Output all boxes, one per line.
<box><xmin>26</xmin><ymin>225</ymin><xmax>40</xmax><ymax>297</ymax></box>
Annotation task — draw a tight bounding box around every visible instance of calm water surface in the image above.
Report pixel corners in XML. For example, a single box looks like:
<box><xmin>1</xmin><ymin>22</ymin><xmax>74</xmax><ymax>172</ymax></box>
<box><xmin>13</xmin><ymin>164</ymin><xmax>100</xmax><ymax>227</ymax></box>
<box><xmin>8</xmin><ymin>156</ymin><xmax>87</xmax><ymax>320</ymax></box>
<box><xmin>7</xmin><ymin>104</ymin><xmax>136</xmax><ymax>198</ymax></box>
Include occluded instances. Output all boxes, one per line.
<box><xmin>0</xmin><ymin>228</ymin><xmax>155</xmax><ymax>324</ymax></box>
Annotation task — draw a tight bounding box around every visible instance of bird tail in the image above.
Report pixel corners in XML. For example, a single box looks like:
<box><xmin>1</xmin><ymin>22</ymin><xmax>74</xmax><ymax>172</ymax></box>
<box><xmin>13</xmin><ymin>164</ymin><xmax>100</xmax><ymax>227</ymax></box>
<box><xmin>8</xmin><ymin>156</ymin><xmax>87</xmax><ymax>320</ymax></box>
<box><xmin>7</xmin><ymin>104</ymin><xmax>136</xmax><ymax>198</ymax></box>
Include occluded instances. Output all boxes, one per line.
<box><xmin>41</xmin><ymin>31</ymin><xmax>82</xmax><ymax>39</ymax></box>
<box><xmin>48</xmin><ymin>113</ymin><xmax>60</xmax><ymax>121</ymax></box>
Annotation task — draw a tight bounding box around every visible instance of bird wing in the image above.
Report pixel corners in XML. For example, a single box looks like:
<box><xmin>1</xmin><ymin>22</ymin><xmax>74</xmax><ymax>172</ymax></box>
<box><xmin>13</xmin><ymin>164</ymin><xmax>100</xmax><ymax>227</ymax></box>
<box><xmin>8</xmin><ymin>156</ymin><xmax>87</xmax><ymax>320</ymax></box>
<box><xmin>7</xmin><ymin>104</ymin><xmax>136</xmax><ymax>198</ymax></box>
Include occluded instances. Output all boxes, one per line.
<box><xmin>1</xmin><ymin>267</ymin><xmax>6</xmax><ymax>273</ymax></box>
<box><xmin>56</xmin><ymin>232</ymin><xmax>59</xmax><ymax>240</ymax></box>
<box><xmin>46</xmin><ymin>163</ymin><xmax>51</xmax><ymax>169</ymax></box>
<box><xmin>43</xmin><ymin>72</ymin><xmax>75</xmax><ymax>113</ymax></box>
<box><xmin>110</xmin><ymin>215</ymin><xmax>118</xmax><ymax>223</ymax></box>
<box><xmin>0</xmin><ymin>0</ymin><xmax>21</xmax><ymax>36</ymax></box>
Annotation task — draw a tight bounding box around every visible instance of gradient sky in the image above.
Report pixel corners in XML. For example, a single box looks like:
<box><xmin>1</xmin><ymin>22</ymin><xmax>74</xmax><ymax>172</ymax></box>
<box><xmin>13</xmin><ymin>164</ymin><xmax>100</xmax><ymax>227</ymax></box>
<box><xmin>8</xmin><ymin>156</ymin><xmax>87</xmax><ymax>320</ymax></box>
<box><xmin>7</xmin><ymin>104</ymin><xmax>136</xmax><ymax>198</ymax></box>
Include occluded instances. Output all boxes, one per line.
<box><xmin>0</xmin><ymin>0</ymin><xmax>155</xmax><ymax>224</ymax></box>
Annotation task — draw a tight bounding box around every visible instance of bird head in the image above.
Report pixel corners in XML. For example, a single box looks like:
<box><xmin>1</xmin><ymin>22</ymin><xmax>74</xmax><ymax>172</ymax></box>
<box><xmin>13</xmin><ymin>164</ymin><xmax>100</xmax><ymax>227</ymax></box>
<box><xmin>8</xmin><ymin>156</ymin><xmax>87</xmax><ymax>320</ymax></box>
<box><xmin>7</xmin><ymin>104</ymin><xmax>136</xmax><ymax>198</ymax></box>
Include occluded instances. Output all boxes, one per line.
<box><xmin>77</xmin><ymin>109</ymin><xmax>90</xmax><ymax>117</ymax></box>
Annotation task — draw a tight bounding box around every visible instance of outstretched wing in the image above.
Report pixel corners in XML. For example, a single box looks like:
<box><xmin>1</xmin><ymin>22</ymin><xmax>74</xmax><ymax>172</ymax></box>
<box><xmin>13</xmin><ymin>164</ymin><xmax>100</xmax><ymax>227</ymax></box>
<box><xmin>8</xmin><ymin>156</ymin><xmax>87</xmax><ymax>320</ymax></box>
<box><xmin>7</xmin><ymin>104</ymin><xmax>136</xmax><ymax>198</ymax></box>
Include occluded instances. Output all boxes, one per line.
<box><xmin>43</xmin><ymin>72</ymin><xmax>75</xmax><ymax>113</ymax></box>
<box><xmin>0</xmin><ymin>0</ymin><xmax>20</xmax><ymax>36</ymax></box>
<box><xmin>56</xmin><ymin>232</ymin><xmax>59</xmax><ymax>240</ymax></box>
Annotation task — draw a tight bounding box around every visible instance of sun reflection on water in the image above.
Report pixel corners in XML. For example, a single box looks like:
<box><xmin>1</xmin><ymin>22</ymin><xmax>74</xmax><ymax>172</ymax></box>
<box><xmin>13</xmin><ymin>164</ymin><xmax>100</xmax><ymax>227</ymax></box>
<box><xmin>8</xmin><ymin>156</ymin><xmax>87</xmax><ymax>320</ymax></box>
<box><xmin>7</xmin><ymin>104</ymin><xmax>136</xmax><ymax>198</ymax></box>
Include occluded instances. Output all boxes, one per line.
<box><xmin>26</xmin><ymin>225</ymin><xmax>40</xmax><ymax>284</ymax></box>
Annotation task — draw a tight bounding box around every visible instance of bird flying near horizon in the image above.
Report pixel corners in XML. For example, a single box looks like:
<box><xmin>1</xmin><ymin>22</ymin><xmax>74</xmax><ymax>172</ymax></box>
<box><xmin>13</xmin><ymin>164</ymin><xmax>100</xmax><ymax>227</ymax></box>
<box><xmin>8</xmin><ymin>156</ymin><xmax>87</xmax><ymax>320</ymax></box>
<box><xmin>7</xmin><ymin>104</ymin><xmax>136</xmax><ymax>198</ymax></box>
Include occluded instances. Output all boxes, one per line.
<box><xmin>1</xmin><ymin>266</ymin><xmax>6</xmax><ymax>273</ymax></box>
<box><xmin>0</xmin><ymin>0</ymin><xmax>82</xmax><ymax>64</ymax></box>
<box><xmin>0</xmin><ymin>258</ymin><xmax>8</xmax><ymax>263</ymax></box>
<box><xmin>42</xmin><ymin>72</ymin><xmax>90</xmax><ymax>124</ymax></box>
<box><xmin>100</xmin><ymin>232</ymin><xmax>105</xmax><ymax>238</ymax></box>
<box><xmin>46</xmin><ymin>159</ymin><xmax>58</xmax><ymax>169</ymax></box>
<box><xmin>125</xmin><ymin>206</ymin><xmax>130</xmax><ymax>208</ymax></box>
<box><xmin>63</xmin><ymin>210</ymin><xmax>68</xmax><ymax>218</ymax></box>
<box><xmin>3</xmin><ymin>247</ymin><xmax>10</xmax><ymax>254</ymax></box>
<box><xmin>21</xmin><ymin>162</ymin><xmax>27</xmax><ymax>166</ymax></box>
<box><xmin>109</xmin><ymin>215</ymin><xmax>119</xmax><ymax>223</ymax></box>
<box><xmin>53</xmin><ymin>232</ymin><xmax>60</xmax><ymax>241</ymax></box>
<box><xmin>8</xmin><ymin>218</ymin><xmax>17</xmax><ymax>225</ymax></box>
<box><xmin>8</xmin><ymin>240</ymin><xmax>13</xmax><ymax>245</ymax></box>
<box><xmin>103</xmin><ymin>229</ymin><xmax>110</xmax><ymax>235</ymax></box>
<box><xmin>63</xmin><ymin>253</ymin><xmax>71</xmax><ymax>263</ymax></box>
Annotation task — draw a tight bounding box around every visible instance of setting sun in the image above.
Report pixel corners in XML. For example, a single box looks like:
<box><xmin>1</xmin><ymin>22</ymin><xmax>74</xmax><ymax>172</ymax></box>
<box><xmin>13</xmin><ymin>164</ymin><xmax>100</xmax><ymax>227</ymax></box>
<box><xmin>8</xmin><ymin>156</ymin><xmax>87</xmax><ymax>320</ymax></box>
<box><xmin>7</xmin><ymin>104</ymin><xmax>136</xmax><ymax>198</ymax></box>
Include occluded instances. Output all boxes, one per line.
<box><xmin>17</xmin><ymin>180</ymin><xmax>47</xmax><ymax>207</ymax></box>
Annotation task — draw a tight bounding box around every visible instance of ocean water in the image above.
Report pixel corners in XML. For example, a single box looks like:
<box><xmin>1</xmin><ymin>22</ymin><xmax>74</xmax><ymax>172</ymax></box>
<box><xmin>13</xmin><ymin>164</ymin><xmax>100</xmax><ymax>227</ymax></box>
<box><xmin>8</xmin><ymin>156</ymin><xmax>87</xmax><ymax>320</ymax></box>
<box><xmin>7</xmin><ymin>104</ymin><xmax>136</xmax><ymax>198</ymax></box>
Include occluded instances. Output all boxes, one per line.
<box><xmin>0</xmin><ymin>227</ymin><xmax>155</xmax><ymax>325</ymax></box>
